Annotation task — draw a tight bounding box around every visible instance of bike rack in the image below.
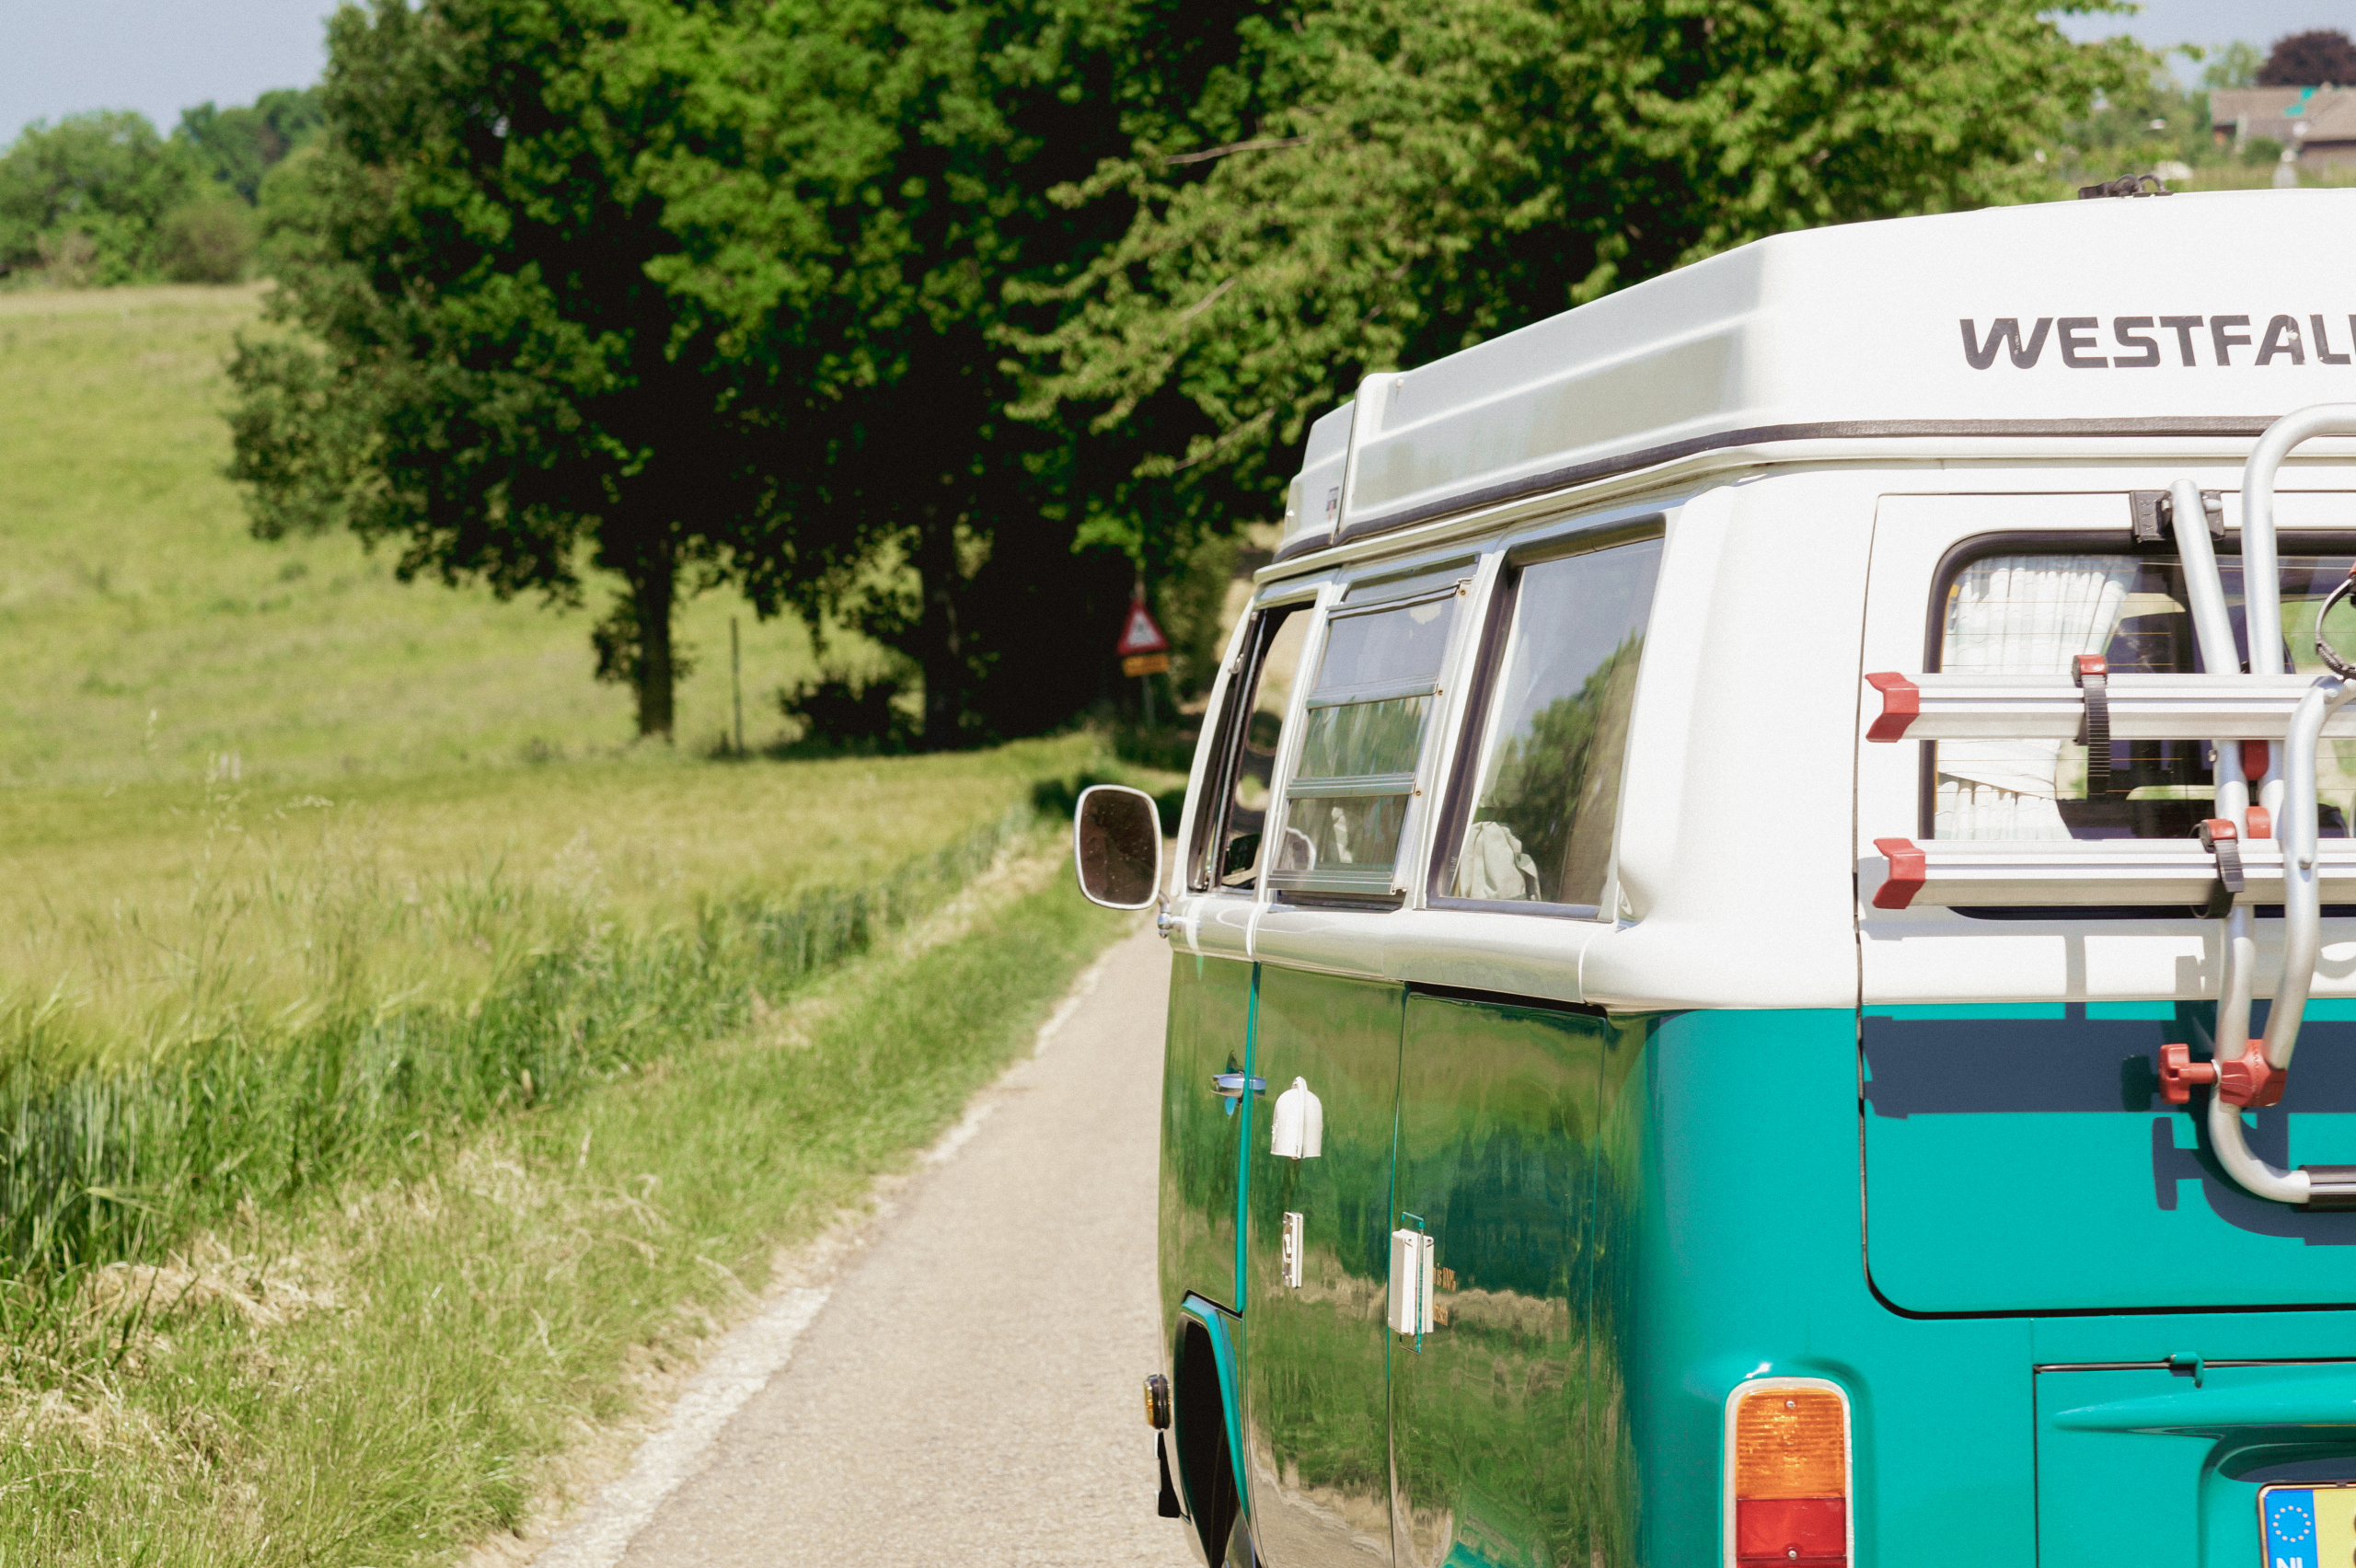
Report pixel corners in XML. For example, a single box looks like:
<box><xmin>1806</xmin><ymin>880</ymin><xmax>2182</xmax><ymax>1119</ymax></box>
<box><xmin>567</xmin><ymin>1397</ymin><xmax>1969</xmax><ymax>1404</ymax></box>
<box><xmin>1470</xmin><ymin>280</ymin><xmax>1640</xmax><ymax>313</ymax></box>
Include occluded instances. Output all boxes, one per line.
<box><xmin>1866</xmin><ymin>408</ymin><xmax>2356</xmax><ymax>1208</ymax></box>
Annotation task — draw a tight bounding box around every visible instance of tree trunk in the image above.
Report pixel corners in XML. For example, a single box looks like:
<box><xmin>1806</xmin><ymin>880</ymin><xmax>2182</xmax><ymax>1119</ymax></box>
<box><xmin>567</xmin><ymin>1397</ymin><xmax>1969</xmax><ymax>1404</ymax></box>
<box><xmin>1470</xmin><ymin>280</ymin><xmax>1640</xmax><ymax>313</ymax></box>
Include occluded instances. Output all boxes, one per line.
<box><xmin>632</xmin><ymin>541</ymin><xmax>676</xmax><ymax>741</ymax></box>
<box><xmin>911</xmin><ymin>512</ymin><xmax>964</xmax><ymax>750</ymax></box>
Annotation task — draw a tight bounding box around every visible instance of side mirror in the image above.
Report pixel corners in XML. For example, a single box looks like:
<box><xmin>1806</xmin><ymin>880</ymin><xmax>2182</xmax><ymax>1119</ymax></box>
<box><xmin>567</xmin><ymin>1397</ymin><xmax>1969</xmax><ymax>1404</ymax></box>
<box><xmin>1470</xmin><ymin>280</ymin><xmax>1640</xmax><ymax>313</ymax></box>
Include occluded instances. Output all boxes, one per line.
<box><xmin>1073</xmin><ymin>784</ymin><xmax>1164</xmax><ymax>910</ymax></box>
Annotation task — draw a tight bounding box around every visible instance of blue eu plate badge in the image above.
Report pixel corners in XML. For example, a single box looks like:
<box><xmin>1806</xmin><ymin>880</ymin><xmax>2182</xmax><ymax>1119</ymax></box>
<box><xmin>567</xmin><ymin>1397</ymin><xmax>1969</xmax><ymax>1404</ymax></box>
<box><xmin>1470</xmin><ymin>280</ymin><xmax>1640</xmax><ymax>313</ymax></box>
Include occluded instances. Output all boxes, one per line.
<box><xmin>2262</xmin><ymin>1484</ymin><xmax>2356</xmax><ymax>1567</ymax></box>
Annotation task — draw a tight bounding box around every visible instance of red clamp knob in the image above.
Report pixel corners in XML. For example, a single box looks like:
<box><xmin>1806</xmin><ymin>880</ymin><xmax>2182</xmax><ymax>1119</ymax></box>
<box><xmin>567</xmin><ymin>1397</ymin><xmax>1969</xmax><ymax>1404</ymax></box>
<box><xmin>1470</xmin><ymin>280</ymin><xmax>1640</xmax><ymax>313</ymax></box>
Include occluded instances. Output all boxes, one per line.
<box><xmin>2158</xmin><ymin>1043</ymin><xmax>2214</xmax><ymax>1105</ymax></box>
<box><xmin>2158</xmin><ymin>1043</ymin><xmax>2285</xmax><ymax>1108</ymax></box>
<box><xmin>2219</xmin><ymin>1048</ymin><xmax>2286</xmax><ymax>1108</ymax></box>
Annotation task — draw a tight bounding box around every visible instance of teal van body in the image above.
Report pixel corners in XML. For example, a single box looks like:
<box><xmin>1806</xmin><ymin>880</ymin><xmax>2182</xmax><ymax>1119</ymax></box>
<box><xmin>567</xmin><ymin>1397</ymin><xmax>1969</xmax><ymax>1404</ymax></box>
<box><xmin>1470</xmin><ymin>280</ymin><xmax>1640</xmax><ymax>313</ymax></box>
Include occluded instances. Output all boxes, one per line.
<box><xmin>1100</xmin><ymin>190</ymin><xmax>2356</xmax><ymax>1568</ymax></box>
<box><xmin>1164</xmin><ymin>960</ymin><xmax>2356</xmax><ymax>1565</ymax></box>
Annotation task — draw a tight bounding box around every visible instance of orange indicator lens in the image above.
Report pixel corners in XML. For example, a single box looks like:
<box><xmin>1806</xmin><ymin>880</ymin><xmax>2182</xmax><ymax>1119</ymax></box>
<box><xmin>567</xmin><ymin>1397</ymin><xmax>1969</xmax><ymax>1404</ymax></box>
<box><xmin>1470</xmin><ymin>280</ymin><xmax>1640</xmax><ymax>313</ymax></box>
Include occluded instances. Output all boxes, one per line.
<box><xmin>1731</xmin><ymin>1385</ymin><xmax>1847</xmax><ymax>1567</ymax></box>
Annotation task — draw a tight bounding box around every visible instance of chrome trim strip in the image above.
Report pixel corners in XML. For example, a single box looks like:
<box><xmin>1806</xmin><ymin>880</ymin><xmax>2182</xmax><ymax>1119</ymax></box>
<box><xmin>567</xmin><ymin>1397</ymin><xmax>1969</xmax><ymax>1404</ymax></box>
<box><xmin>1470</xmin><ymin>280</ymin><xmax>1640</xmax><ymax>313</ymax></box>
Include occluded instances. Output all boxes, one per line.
<box><xmin>1248</xmin><ymin>905</ymin><xmax>1598</xmax><ymax>1005</ymax></box>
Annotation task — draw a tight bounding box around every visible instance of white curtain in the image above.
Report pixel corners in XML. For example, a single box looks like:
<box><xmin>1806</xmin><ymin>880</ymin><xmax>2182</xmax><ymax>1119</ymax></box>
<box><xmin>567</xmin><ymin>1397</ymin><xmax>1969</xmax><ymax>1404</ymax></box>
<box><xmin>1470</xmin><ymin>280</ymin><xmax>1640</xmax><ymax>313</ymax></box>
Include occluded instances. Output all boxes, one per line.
<box><xmin>1455</xmin><ymin>820</ymin><xmax>1539</xmax><ymax>899</ymax></box>
<box><xmin>1934</xmin><ymin>555</ymin><xmax>2142</xmax><ymax>840</ymax></box>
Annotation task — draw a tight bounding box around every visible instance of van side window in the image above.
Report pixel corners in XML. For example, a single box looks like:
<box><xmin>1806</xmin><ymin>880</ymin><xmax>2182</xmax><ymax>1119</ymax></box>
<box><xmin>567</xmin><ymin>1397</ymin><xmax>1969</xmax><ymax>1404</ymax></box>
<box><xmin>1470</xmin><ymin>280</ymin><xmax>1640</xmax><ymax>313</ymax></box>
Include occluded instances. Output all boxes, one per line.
<box><xmin>1929</xmin><ymin>545</ymin><xmax>2356</xmax><ymax>840</ymax></box>
<box><xmin>1269</xmin><ymin>581</ymin><xmax>1465</xmax><ymax>894</ymax></box>
<box><xmin>1440</xmin><ymin>536</ymin><xmax>1662</xmax><ymax>913</ymax></box>
<box><xmin>1194</xmin><ymin>606</ymin><xmax>1311</xmax><ymax>890</ymax></box>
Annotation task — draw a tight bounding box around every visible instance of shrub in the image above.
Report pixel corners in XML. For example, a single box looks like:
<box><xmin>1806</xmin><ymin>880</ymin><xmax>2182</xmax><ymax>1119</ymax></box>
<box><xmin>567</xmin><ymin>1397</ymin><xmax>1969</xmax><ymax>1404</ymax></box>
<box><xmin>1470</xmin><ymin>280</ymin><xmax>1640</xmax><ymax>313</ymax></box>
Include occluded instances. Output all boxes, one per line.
<box><xmin>157</xmin><ymin>197</ymin><xmax>256</xmax><ymax>282</ymax></box>
<box><xmin>0</xmin><ymin>110</ymin><xmax>193</xmax><ymax>283</ymax></box>
<box><xmin>29</xmin><ymin>230</ymin><xmax>97</xmax><ymax>288</ymax></box>
<box><xmin>779</xmin><ymin>671</ymin><xmax>916</xmax><ymax>752</ymax></box>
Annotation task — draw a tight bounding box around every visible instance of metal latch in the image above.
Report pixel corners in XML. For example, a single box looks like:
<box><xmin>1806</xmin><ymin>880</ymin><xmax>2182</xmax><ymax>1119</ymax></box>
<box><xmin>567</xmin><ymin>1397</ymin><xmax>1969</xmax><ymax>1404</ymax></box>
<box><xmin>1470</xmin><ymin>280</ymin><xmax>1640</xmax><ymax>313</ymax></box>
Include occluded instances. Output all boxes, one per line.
<box><xmin>2131</xmin><ymin>488</ymin><xmax>2223</xmax><ymax>545</ymax></box>
<box><xmin>2078</xmin><ymin>173</ymin><xmax>2175</xmax><ymax>200</ymax></box>
<box><xmin>1281</xmin><ymin>1211</ymin><xmax>1304</xmax><ymax>1288</ymax></box>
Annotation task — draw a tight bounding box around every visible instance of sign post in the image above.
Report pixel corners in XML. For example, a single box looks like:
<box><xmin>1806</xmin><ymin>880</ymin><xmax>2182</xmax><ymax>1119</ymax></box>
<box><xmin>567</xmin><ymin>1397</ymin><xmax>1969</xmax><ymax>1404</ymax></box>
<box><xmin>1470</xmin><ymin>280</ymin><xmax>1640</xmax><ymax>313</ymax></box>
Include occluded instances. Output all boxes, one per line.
<box><xmin>1116</xmin><ymin>592</ymin><xmax>1172</xmax><ymax>729</ymax></box>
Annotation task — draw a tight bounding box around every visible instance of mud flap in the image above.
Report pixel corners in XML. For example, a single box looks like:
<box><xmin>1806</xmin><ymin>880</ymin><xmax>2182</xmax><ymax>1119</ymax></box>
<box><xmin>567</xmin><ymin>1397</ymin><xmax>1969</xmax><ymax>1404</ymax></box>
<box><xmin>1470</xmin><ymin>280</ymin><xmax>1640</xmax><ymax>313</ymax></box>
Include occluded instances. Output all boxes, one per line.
<box><xmin>1158</xmin><ymin>1432</ymin><xmax>1184</xmax><ymax>1518</ymax></box>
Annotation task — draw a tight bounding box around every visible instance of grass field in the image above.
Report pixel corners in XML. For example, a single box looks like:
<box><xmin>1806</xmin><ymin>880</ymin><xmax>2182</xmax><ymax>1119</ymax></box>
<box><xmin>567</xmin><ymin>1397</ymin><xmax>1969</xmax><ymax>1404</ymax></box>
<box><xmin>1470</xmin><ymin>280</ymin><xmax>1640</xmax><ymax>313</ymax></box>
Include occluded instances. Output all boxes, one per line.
<box><xmin>0</xmin><ymin>278</ymin><xmax>1172</xmax><ymax>1562</ymax></box>
<box><xmin>0</xmin><ymin>833</ymin><xmax>1132</xmax><ymax>1565</ymax></box>
<box><xmin>0</xmin><ymin>731</ymin><xmax>1133</xmax><ymax>1258</ymax></box>
<box><xmin>0</xmin><ymin>284</ymin><xmax>885</xmax><ymax>788</ymax></box>
<box><xmin>0</xmin><ymin>739</ymin><xmax>1095</xmax><ymax>1067</ymax></box>
<box><xmin>0</xmin><ymin>683</ymin><xmax>1157</xmax><ymax>1563</ymax></box>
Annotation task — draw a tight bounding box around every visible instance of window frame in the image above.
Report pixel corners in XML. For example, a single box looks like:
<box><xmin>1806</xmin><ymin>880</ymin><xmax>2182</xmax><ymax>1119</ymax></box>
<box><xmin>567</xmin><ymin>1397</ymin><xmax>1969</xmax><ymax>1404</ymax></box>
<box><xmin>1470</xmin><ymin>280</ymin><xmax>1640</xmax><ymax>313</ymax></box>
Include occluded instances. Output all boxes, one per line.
<box><xmin>1426</xmin><ymin>513</ymin><xmax>1668</xmax><ymax>919</ymax></box>
<box><xmin>1918</xmin><ymin>526</ymin><xmax>2356</xmax><ymax>840</ymax></box>
<box><xmin>1264</xmin><ymin>559</ymin><xmax>1477</xmax><ymax>902</ymax></box>
<box><xmin>1188</xmin><ymin>589</ymin><xmax>1322</xmax><ymax>894</ymax></box>
<box><xmin>1919</xmin><ymin>523</ymin><xmax>2356</xmax><ymax>921</ymax></box>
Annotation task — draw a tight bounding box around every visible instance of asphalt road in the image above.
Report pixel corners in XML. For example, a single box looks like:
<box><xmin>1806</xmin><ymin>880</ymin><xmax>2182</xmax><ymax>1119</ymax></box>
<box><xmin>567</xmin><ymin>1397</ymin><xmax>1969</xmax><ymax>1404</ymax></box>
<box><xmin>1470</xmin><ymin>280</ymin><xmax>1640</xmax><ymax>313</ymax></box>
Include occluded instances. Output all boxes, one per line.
<box><xmin>541</xmin><ymin>919</ymin><xmax>1195</xmax><ymax>1568</ymax></box>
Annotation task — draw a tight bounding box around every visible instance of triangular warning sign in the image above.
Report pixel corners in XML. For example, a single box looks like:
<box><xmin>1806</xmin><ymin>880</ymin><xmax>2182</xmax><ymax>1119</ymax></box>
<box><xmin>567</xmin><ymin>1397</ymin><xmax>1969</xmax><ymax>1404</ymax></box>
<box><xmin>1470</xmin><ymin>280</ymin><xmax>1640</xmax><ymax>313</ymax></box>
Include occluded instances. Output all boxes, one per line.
<box><xmin>1115</xmin><ymin>600</ymin><xmax>1170</xmax><ymax>656</ymax></box>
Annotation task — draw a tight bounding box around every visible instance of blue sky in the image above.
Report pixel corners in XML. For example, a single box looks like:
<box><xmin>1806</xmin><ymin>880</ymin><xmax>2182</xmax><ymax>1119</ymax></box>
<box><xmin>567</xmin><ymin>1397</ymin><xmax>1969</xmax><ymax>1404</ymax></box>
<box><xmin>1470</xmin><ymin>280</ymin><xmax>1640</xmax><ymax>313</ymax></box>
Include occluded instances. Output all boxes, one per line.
<box><xmin>0</xmin><ymin>0</ymin><xmax>2345</xmax><ymax>146</ymax></box>
<box><xmin>2055</xmin><ymin>0</ymin><xmax>2356</xmax><ymax>82</ymax></box>
<box><xmin>0</xmin><ymin>0</ymin><xmax>338</xmax><ymax>143</ymax></box>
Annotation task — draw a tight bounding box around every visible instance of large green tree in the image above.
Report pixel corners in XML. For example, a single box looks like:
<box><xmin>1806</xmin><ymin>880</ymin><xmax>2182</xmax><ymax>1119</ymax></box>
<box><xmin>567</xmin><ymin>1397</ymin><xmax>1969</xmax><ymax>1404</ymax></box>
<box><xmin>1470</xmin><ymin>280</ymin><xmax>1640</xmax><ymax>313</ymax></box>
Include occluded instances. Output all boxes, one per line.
<box><xmin>228</xmin><ymin>0</ymin><xmax>907</xmax><ymax>738</ymax></box>
<box><xmin>1021</xmin><ymin>0</ymin><xmax>2145</xmax><ymax>539</ymax></box>
<box><xmin>231</xmin><ymin>0</ymin><xmax>1269</xmax><ymax>745</ymax></box>
<box><xmin>177</xmin><ymin>87</ymin><xmax>326</xmax><ymax>203</ymax></box>
<box><xmin>635</xmin><ymin>0</ymin><xmax>1278</xmax><ymax>745</ymax></box>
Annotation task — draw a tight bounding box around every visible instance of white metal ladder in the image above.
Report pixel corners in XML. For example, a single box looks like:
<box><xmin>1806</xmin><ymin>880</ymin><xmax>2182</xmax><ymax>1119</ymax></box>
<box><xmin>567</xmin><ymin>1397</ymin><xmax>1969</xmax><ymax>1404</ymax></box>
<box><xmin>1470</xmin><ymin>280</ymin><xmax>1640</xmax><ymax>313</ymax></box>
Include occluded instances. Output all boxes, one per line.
<box><xmin>1865</xmin><ymin>406</ymin><xmax>2356</xmax><ymax>1208</ymax></box>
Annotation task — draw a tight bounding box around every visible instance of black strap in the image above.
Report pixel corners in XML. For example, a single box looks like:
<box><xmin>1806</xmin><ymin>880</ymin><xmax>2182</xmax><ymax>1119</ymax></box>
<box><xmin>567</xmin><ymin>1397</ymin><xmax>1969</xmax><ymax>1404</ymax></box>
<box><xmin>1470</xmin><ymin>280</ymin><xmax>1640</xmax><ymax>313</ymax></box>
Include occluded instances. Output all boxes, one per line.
<box><xmin>2074</xmin><ymin>655</ymin><xmax>2112</xmax><ymax>797</ymax></box>
<box><xmin>2200</xmin><ymin>818</ymin><xmax>2245</xmax><ymax>918</ymax></box>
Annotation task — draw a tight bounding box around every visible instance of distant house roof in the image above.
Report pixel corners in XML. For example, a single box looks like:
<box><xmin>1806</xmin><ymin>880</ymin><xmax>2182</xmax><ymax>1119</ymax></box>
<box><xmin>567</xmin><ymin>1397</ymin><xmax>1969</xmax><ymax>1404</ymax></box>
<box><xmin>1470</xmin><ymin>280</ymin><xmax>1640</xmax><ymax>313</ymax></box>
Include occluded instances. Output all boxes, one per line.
<box><xmin>2211</xmin><ymin>86</ymin><xmax>2356</xmax><ymax>145</ymax></box>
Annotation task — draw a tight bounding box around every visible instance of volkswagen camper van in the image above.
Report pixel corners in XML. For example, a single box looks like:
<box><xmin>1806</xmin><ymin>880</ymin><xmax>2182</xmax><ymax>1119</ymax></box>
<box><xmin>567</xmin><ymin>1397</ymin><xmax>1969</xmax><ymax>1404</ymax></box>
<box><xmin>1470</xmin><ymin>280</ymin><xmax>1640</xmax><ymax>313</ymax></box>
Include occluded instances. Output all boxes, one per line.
<box><xmin>1072</xmin><ymin>187</ymin><xmax>2356</xmax><ymax>1568</ymax></box>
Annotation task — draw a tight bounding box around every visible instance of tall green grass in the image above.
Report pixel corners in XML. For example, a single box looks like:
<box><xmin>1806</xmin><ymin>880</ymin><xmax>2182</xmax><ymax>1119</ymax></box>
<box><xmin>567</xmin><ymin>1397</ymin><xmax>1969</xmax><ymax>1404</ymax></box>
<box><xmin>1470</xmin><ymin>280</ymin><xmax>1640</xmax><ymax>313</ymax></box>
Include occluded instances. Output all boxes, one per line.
<box><xmin>0</xmin><ymin>837</ymin><xmax>1132</xmax><ymax>1565</ymax></box>
<box><xmin>0</xmin><ymin>803</ymin><xmax>1035</xmax><ymax>1287</ymax></box>
<box><xmin>0</xmin><ymin>732</ymin><xmax>1152</xmax><ymax>1290</ymax></box>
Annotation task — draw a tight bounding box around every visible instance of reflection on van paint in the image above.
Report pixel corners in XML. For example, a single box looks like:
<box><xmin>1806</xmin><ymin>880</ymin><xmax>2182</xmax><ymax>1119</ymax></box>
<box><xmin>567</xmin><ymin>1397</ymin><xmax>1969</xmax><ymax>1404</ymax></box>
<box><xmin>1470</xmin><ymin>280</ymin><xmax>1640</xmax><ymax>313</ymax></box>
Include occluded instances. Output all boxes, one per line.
<box><xmin>1393</xmin><ymin>993</ymin><xmax>1639</xmax><ymax>1568</ymax></box>
<box><xmin>1162</xmin><ymin>954</ymin><xmax>1249</xmax><ymax>1319</ymax></box>
<box><xmin>1156</xmin><ymin>916</ymin><xmax>2356</xmax><ymax>1562</ymax></box>
<box><xmin>1242</xmin><ymin>967</ymin><xmax>1400</xmax><ymax>1567</ymax></box>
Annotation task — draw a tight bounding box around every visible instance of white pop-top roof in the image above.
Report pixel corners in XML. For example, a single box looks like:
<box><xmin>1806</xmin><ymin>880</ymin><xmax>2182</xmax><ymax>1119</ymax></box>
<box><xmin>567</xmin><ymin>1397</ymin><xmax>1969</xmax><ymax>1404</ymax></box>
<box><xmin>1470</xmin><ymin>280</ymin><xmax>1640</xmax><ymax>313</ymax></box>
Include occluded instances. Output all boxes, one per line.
<box><xmin>1280</xmin><ymin>189</ymin><xmax>2356</xmax><ymax>559</ymax></box>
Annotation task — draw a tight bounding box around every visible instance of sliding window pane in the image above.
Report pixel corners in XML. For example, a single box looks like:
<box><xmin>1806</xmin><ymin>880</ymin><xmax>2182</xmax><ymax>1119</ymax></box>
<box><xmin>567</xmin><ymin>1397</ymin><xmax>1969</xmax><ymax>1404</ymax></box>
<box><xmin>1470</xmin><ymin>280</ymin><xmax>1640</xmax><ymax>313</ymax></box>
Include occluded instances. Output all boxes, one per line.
<box><xmin>1316</xmin><ymin>593</ymin><xmax>1458</xmax><ymax>697</ymax></box>
<box><xmin>1275</xmin><ymin>793</ymin><xmax>1412</xmax><ymax>882</ymax></box>
<box><xmin>1449</xmin><ymin>539</ymin><xmax>1661</xmax><ymax>909</ymax></box>
<box><xmin>1297</xmin><ymin>697</ymin><xmax>1431</xmax><ymax>781</ymax></box>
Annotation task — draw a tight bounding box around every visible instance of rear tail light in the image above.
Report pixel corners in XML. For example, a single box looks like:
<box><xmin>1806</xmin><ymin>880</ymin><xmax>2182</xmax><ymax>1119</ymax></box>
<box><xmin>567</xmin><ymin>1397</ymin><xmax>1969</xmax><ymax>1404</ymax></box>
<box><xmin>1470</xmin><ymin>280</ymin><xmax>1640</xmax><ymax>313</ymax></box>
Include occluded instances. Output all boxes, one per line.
<box><xmin>1726</xmin><ymin>1378</ymin><xmax>1851</xmax><ymax>1568</ymax></box>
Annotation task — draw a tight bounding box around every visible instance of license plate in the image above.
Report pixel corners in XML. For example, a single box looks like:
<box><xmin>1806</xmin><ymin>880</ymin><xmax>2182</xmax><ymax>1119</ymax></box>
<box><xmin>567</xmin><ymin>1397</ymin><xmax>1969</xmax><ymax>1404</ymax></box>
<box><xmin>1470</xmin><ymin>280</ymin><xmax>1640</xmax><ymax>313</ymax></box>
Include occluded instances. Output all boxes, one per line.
<box><xmin>2261</xmin><ymin>1482</ymin><xmax>2356</xmax><ymax>1567</ymax></box>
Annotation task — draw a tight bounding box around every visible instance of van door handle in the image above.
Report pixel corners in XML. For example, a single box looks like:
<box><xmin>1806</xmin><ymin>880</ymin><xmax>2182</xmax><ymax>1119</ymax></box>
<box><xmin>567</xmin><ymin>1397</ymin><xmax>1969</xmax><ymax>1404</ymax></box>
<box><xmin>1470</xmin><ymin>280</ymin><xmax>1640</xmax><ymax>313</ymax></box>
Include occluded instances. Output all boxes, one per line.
<box><xmin>1211</xmin><ymin>1073</ymin><xmax>1266</xmax><ymax>1100</ymax></box>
